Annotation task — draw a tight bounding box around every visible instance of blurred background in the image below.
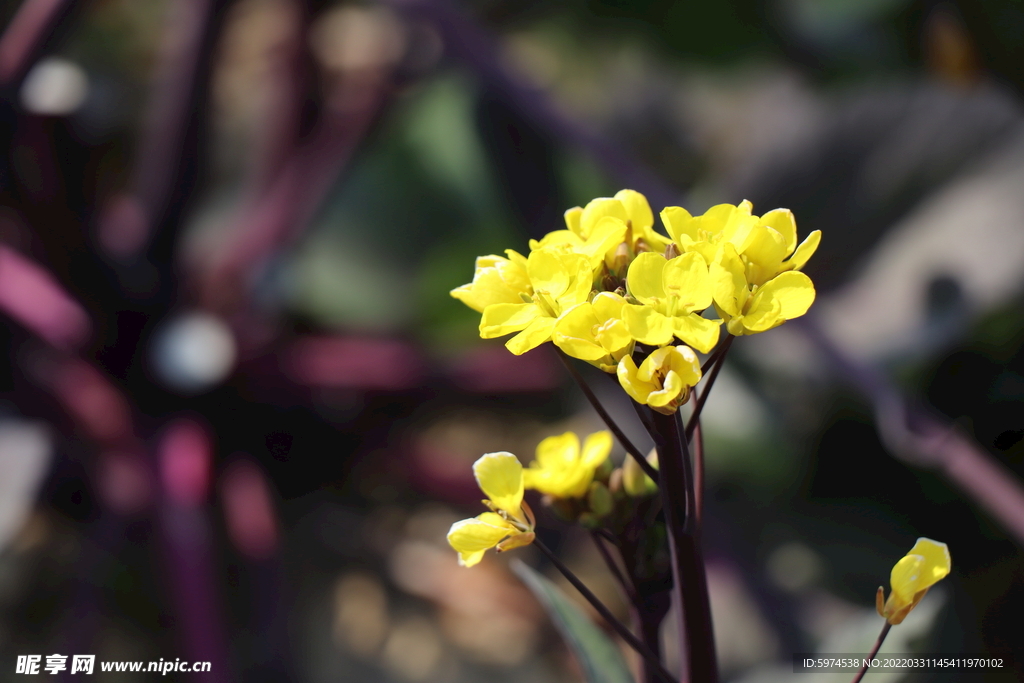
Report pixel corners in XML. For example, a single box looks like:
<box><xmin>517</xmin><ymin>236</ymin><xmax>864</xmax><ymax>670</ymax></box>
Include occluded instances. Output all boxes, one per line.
<box><xmin>1</xmin><ymin>0</ymin><xmax>1024</xmax><ymax>681</ymax></box>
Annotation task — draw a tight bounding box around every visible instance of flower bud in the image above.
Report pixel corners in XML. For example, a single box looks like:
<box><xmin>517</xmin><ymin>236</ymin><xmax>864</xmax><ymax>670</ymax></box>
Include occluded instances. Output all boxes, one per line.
<box><xmin>587</xmin><ymin>481</ymin><xmax>614</xmax><ymax>517</ymax></box>
<box><xmin>623</xmin><ymin>448</ymin><xmax>659</xmax><ymax>497</ymax></box>
<box><xmin>608</xmin><ymin>467</ymin><xmax>624</xmax><ymax>495</ymax></box>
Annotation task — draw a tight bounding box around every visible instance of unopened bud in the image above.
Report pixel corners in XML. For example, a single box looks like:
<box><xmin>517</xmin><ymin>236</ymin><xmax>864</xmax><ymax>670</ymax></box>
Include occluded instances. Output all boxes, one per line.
<box><xmin>608</xmin><ymin>467</ymin><xmax>624</xmax><ymax>495</ymax></box>
<box><xmin>588</xmin><ymin>481</ymin><xmax>614</xmax><ymax>517</ymax></box>
<box><xmin>623</xmin><ymin>448</ymin><xmax>659</xmax><ymax>497</ymax></box>
<box><xmin>611</xmin><ymin>242</ymin><xmax>630</xmax><ymax>275</ymax></box>
<box><xmin>595</xmin><ymin>457</ymin><xmax>613</xmax><ymax>482</ymax></box>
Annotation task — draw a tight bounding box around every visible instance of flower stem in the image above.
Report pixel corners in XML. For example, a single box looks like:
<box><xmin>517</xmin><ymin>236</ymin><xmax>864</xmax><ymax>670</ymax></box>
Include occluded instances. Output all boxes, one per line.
<box><xmin>692</xmin><ymin>418</ymin><xmax>705</xmax><ymax>530</ymax></box>
<box><xmin>685</xmin><ymin>336</ymin><xmax>734</xmax><ymax>441</ymax></box>
<box><xmin>591</xmin><ymin>530</ymin><xmax>637</xmax><ymax>604</ymax></box>
<box><xmin>557</xmin><ymin>350</ymin><xmax>659</xmax><ymax>484</ymax></box>
<box><xmin>649</xmin><ymin>408</ymin><xmax>719</xmax><ymax>683</ymax></box>
<box><xmin>533</xmin><ymin>538</ymin><xmax>676</xmax><ymax>683</ymax></box>
<box><xmin>849</xmin><ymin>622</ymin><xmax>892</xmax><ymax>683</ymax></box>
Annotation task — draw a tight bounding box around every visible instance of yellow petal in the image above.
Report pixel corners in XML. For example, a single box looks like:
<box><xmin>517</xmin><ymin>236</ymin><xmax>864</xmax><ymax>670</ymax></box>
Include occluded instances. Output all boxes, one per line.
<box><xmin>472</xmin><ymin>452</ymin><xmax>524</xmax><ymax>514</ymax></box>
<box><xmin>528</xmin><ymin>249</ymin><xmax>570</xmax><ymax>298</ymax></box>
<box><xmin>617</xmin><ymin>355</ymin><xmax>656</xmax><ymax>405</ymax></box>
<box><xmin>535</xmin><ymin>432</ymin><xmax>580</xmax><ymax>470</ymax></box>
<box><xmin>673</xmin><ymin>314</ymin><xmax>720</xmax><ymax>354</ymax></box>
<box><xmin>480</xmin><ymin>303</ymin><xmax>539</xmax><ymax>338</ymax></box>
<box><xmin>710</xmin><ymin>244</ymin><xmax>748</xmax><ymax>317</ymax></box>
<box><xmin>579</xmin><ymin>197</ymin><xmax>628</xmax><ymax>238</ymax></box>
<box><xmin>784</xmin><ymin>230</ymin><xmax>821</xmax><ymax>271</ymax></box>
<box><xmin>759</xmin><ymin>208</ymin><xmax>797</xmax><ymax>254</ymax></box>
<box><xmin>591</xmin><ymin>291</ymin><xmax>627</xmax><ymax>320</ymax></box>
<box><xmin>505</xmin><ymin>316</ymin><xmax>556</xmax><ymax>355</ymax></box>
<box><xmin>646</xmin><ymin>369</ymin><xmax>685</xmax><ymax>413</ymax></box>
<box><xmin>660</xmin><ymin>206</ymin><xmax>697</xmax><ymax>245</ymax></box>
<box><xmin>666</xmin><ymin>344</ymin><xmax>702</xmax><ymax>386</ymax></box>
<box><xmin>554</xmin><ymin>304</ymin><xmax>608</xmax><ymax>362</ymax></box>
<box><xmin>743</xmin><ymin>271</ymin><xmax>815</xmax><ymax>332</ymax></box>
<box><xmin>580</xmin><ymin>430</ymin><xmax>613</xmax><ymax>469</ymax></box>
<box><xmin>564</xmin><ymin>206</ymin><xmax>583</xmax><ymax>235</ymax></box>
<box><xmin>743</xmin><ymin>225</ymin><xmax>788</xmax><ymax>271</ymax></box>
<box><xmin>530</xmin><ymin>230</ymin><xmax>585</xmax><ymax>252</ymax></box>
<box><xmin>663</xmin><ymin>252</ymin><xmax>712</xmax><ymax>312</ymax></box>
<box><xmin>905</xmin><ymin>540</ymin><xmax>950</xmax><ymax>593</ymax></box>
<box><xmin>583</xmin><ymin>216</ymin><xmax>628</xmax><ymax>267</ymax></box>
<box><xmin>614</xmin><ymin>189</ymin><xmax>653</xmax><ymax>229</ymax></box>
<box><xmin>622</xmin><ymin>305</ymin><xmax>675</xmax><ymax>346</ymax></box>
<box><xmin>626</xmin><ymin>252</ymin><xmax>668</xmax><ymax>304</ymax></box>
<box><xmin>447</xmin><ymin>516</ymin><xmax>515</xmax><ymax>566</ymax></box>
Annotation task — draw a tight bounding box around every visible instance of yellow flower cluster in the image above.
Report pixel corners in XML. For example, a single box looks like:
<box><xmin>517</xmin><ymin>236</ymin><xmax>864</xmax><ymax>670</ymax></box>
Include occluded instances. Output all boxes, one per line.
<box><xmin>447</xmin><ymin>431</ymin><xmax>612</xmax><ymax>567</ymax></box>
<box><xmin>452</xmin><ymin>190</ymin><xmax>820</xmax><ymax>413</ymax></box>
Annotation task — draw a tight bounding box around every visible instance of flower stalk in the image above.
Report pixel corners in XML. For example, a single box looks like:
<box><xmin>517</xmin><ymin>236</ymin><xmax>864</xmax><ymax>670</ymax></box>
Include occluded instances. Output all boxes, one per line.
<box><xmin>534</xmin><ymin>538</ymin><xmax>676</xmax><ymax>683</ymax></box>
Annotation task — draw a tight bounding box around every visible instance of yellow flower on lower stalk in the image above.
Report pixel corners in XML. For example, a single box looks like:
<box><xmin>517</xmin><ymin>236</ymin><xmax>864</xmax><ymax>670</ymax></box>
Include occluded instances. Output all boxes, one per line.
<box><xmin>447</xmin><ymin>452</ymin><xmax>535</xmax><ymax>567</ymax></box>
<box><xmin>875</xmin><ymin>537</ymin><xmax>951</xmax><ymax>625</ymax></box>
<box><xmin>478</xmin><ymin>247</ymin><xmax>593</xmax><ymax>355</ymax></box>
<box><xmin>553</xmin><ymin>292</ymin><xmax>633</xmax><ymax>371</ymax></box>
<box><xmin>710</xmin><ymin>243</ymin><xmax>815</xmax><ymax>336</ymax></box>
<box><xmin>523</xmin><ymin>431</ymin><xmax>613</xmax><ymax>498</ymax></box>
<box><xmin>617</xmin><ymin>345</ymin><xmax>702</xmax><ymax>414</ymax></box>
<box><xmin>621</xmin><ymin>252</ymin><xmax>720</xmax><ymax>354</ymax></box>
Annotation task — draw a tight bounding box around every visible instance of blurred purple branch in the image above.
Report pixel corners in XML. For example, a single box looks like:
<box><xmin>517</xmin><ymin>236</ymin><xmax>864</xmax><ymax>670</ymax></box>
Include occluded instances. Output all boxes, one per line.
<box><xmin>0</xmin><ymin>244</ymin><xmax>91</xmax><ymax>350</ymax></box>
<box><xmin>158</xmin><ymin>419</ymin><xmax>232</xmax><ymax>683</ymax></box>
<box><xmin>0</xmin><ymin>0</ymin><xmax>78</xmax><ymax>86</ymax></box>
<box><xmin>199</xmin><ymin>69</ymin><xmax>394</xmax><ymax>314</ymax></box>
<box><xmin>382</xmin><ymin>0</ymin><xmax>680</xmax><ymax>209</ymax></box>
<box><xmin>799</xmin><ymin>317</ymin><xmax>1024</xmax><ymax>547</ymax></box>
<box><xmin>99</xmin><ymin>0</ymin><xmax>226</xmax><ymax>261</ymax></box>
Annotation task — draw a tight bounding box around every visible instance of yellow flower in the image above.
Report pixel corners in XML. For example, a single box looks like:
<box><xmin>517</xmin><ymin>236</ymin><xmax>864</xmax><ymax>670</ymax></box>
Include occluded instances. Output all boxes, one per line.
<box><xmin>553</xmin><ymin>292</ymin><xmax>633</xmax><ymax>371</ymax></box>
<box><xmin>661</xmin><ymin>201</ymin><xmax>758</xmax><ymax>264</ymax></box>
<box><xmin>661</xmin><ymin>201</ymin><xmax>820</xmax><ymax>286</ymax></box>
<box><xmin>621</xmin><ymin>251</ymin><xmax>720</xmax><ymax>353</ymax></box>
<box><xmin>529</xmin><ymin>215</ymin><xmax>627</xmax><ymax>270</ymax></box>
<box><xmin>876</xmin><ymin>538</ymin><xmax>951</xmax><ymax>625</ymax></box>
<box><xmin>559</xmin><ymin>190</ymin><xmax>672</xmax><ymax>263</ymax></box>
<box><xmin>450</xmin><ymin>250</ymin><xmax>531</xmax><ymax>313</ymax></box>
<box><xmin>741</xmin><ymin>208</ymin><xmax>821</xmax><ymax>286</ymax></box>
<box><xmin>447</xmin><ymin>452</ymin><xmax>535</xmax><ymax>567</ymax></box>
<box><xmin>710</xmin><ymin>243</ymin><xmax>815</xmax><ymax>336</ymax></box>
<box><xmin>617</xmin><ymin>345</ymin><xmax>702</xmax><ymax>414</ymax></box>
<box><xmin>477</xmin><ymin>247</ymin><xmax>593</xmax><ymax>355</ymax></box>
<box><xmin>523</xmin><ymin>431</ymin><xmax>613</xmax><ymax>498</ymax></box>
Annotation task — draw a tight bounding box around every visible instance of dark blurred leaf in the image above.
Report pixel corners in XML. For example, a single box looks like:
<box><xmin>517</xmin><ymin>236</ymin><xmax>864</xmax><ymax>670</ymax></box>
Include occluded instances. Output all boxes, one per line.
<box><xmin>511</xmin><ymin>560</ymin><xmax>635</xmax><ymax>683</ymax></box>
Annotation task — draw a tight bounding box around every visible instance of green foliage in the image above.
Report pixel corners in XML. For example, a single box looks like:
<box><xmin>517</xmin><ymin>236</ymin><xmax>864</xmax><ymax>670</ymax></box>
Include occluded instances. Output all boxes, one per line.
<box><xmin>511</xmin><ymin>560</ymin><xmax>635</xmax><ymax>683</ymax></box>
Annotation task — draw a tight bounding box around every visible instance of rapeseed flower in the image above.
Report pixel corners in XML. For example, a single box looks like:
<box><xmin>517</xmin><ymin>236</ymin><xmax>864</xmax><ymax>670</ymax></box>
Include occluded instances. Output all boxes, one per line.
<box><xmin>523</xmin><ymin>430</ymin><xmax>613</xmax><ymax>499</ymax></box>
<box><xmin>660</xmin><ymin>201</ymin><xmax>820</xmax><ymax>285</ymax></box>
<box><xmin>476</xmin><ymin>247</ymin><xmax>593</xmax><ymax>355</ymax></box>
<box><xmin>875</xmin><ymin>537</ymin><xmax>951</xmax><ymax>625</ymax></box>
<box><xmin>447</xmin><ymin>452</ymin><xmax>535</xmax><ymax>567</ymax></box>
<box><xmin>617</xmin><ymin>345</ymin><xmax>702</xmax><ymax>414</ymax></box>
<box><xmin>553</xmin><ymin>292</ymin><xmax>633</xmax><ymax>371</ymax></box>
<box><xmin>622</xmin><ymin>251</ymin><xmax>720</xmax><ymax>353</ymax></box>
<box><xmin>450</xmin><ymin>250</ymin><xmax>531</xmax><ymax>313</ymax></box>
<box><xmin>710</xmin><ymin>244</ymin><xmax>815</xmax><ymax>336</ymax></box>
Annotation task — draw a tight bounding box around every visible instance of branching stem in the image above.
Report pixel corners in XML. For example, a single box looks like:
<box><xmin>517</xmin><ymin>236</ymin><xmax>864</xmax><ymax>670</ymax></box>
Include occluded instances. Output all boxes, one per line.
<box><xmin>557</xmin><ymin>350</ymin><xmax>659</xmax><ymax>484</ymax></box>
<box><xmin>685</xmin><ymin>336</ymin><xmax>734</xmax><ymax>441</ymax></box>
<box><xmin>533</xmin><ymin>538</ymin><xmax>676</xmax><ymax>683</ymax></box>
